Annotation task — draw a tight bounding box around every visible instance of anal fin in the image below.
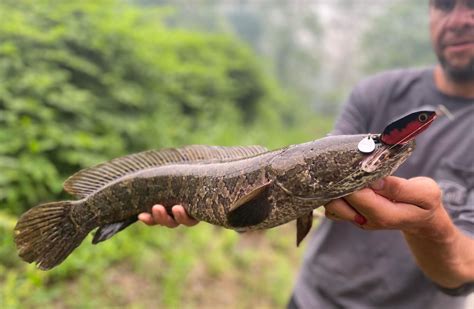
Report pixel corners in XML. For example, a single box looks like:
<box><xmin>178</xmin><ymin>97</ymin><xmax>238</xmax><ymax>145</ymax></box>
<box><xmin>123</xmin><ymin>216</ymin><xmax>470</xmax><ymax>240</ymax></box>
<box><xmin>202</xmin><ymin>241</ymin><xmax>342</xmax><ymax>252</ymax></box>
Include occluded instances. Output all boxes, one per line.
<box><xmin>92</xmin><ymin>216</ymin><xmax>138</xmax><ymax>244</ymax></box>
<box><xmin>296</xmin><ymin>212</ymin><xmax>313</xmax><ymax>246</ymax></box>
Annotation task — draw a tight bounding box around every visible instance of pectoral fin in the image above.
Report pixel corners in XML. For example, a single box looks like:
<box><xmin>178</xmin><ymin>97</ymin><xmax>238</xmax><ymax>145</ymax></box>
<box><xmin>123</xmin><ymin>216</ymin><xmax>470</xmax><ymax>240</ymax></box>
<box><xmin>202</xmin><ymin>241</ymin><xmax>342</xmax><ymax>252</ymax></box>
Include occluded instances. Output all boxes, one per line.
<box><xmin>92</xmin><ymin>216</ymin><xmax>138</xmax><ymax>244</ymax></box>
<box><xmin>227</xmin><ymin>181</ymin><xmax>272</xmax><ymax>227</ymax></box>
<box><xmin>296</xmin><ymin>212</ymin><xmax>313</xmax><ymax>246</ymax></box>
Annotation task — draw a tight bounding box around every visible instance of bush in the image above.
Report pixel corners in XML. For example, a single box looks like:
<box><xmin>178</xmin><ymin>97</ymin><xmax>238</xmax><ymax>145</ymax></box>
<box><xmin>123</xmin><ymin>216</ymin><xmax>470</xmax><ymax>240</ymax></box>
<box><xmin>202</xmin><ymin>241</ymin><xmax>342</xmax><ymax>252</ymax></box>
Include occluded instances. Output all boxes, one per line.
<box><xmin>0</xmin><ymin>0</ymin><xmax>304</xmax><ymax>215</ymax></box>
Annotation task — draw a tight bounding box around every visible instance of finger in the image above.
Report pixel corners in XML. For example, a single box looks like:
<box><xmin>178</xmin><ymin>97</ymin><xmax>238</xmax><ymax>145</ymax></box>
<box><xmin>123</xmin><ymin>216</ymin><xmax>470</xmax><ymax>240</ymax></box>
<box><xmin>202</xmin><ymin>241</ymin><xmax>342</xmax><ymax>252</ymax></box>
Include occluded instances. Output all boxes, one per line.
<box><xmin>369</xmin><ymin>176</ymin><xmax>442</xmax><ymax>210</ymax></box>
<box><xmin>172</xmin><ymin>206</ymin><xmax>199</xmax><ymax>227</ymax></box>
<box><xmin>151</xmin><ymin>204</ymin><xmax>179</xmax><ymax>228</ymax></box>
<box><xmin>138</xmin><ymin>213</ymin><xmax>155</xmax><ymax>225</ymax></box>
<box><xmin>324</xmin><ymin>199</ymin><xmax>360</xmax><ymax>222</ymax></box>
<box><xmin>344</xmin><ymin>188</ymin><xmax>427</xmax><ymax>228</ymax></box>
<box><xmin>324</xmin><ymin>208</ymin><xmax>342</xmax><ymax>221</ymax></box>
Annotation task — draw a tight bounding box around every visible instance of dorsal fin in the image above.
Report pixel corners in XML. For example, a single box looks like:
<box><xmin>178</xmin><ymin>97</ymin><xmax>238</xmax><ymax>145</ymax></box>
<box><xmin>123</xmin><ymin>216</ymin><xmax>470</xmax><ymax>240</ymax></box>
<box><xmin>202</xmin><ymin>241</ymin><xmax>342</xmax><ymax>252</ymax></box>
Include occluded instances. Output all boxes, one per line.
<box><xmin>63</xmin><ymin>145</ymin><xmax>268</xmax><ymax>198</ymax></box>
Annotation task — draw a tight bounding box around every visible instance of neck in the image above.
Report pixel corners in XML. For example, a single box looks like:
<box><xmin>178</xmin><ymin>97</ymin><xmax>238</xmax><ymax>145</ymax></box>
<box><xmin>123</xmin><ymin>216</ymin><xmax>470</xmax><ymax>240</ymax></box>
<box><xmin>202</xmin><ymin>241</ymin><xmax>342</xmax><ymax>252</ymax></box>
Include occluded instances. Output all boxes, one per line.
<box><xmin>434</xmin><ymin>65</ymin><xmax>474</xmax><ymax>99</ymax></box>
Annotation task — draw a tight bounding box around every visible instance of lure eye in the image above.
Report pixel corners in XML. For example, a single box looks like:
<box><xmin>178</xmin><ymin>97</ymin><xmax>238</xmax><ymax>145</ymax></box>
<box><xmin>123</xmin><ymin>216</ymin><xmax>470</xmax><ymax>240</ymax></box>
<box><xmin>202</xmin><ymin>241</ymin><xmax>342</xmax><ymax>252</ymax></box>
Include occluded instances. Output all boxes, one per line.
<box><xmin>418</xmin><ymin>113</ymin><xmax>428</xmax><ymax>122</ymax></box>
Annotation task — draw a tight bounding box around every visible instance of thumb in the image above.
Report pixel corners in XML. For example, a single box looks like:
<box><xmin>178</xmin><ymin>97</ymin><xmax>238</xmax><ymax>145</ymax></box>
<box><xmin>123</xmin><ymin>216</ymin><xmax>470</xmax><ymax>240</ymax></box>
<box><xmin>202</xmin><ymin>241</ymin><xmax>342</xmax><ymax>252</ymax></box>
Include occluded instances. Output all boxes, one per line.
<box><xmin>370</xmin><ymin>176</ymin><xmax>442</xmax><ymax>210</ymax></box>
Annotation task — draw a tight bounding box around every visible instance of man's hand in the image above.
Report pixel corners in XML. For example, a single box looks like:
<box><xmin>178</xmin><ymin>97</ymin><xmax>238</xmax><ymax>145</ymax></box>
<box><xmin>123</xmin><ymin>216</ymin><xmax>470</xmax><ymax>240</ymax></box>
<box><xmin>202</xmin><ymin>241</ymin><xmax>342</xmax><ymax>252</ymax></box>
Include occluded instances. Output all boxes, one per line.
<box><xmin>138</xmin><ymin>205</ymin><xmax>199</xmax><ymax>228</ymax></box>
<box><xmin>325</xmin><ymin>175</ymin><xmax>474</xmax><ymax>289</ymax></box>
<box><xmin>324</xmin><ymin>176</ymin><xmax>443</xmax><ymax>235</ymax></box>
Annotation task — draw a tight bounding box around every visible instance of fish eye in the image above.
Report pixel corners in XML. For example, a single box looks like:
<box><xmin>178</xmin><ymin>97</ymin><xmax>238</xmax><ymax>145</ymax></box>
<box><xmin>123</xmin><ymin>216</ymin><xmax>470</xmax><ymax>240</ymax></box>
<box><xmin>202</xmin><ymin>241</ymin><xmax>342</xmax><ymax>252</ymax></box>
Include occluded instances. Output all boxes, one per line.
<box><xmin>418</xmin><ymin>113</ymin><xmax>429</xmax><ymax>122</ymax></box>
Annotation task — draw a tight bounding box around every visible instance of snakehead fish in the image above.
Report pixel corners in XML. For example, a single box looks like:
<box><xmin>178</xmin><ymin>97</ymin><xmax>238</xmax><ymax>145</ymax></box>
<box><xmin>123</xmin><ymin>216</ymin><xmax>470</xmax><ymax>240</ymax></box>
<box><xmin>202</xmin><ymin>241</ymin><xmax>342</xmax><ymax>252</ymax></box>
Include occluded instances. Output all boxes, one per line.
<box><xmin>14</xmin><ymin>111</ymin><xmax>436</xmax><ymax>270</ymax></box>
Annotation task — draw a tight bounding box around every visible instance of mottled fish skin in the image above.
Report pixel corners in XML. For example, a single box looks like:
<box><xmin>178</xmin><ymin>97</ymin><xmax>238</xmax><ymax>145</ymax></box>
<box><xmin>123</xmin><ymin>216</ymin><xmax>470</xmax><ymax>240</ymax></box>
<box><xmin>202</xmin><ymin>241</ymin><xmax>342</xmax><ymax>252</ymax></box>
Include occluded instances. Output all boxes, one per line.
<box><xmin>14</xmin><ymin>134</ymin><xmax>414</xmax><ymax>270</ymax></box>
<box><xmin>73</xmin><ymin>135</ymin><xmax>414</xmax><ymax>231</ymax></box>
<box><xmin>79</xmin><ymin>151</ymin><xmax>278</xmax><ymax>229</ymax></box>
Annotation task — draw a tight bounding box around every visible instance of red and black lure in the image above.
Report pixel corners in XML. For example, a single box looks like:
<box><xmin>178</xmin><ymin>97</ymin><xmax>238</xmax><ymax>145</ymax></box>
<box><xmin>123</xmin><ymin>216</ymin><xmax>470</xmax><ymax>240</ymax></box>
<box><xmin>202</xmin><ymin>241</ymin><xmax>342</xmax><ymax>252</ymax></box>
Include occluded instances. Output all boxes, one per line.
<box><xmin>380</xmin><ymin>110</ymin><xmax>437</xmax><ymax>145</ymax></box>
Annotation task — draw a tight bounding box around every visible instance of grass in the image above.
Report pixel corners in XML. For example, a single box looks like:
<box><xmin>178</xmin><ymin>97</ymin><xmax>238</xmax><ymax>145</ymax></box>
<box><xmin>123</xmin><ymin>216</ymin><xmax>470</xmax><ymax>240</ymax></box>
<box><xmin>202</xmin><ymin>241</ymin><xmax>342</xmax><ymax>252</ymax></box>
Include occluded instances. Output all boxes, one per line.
<box><xmin>1</xmin><ymin>217</ymin><xmax>313</xmax><ymax>308</ymax></box>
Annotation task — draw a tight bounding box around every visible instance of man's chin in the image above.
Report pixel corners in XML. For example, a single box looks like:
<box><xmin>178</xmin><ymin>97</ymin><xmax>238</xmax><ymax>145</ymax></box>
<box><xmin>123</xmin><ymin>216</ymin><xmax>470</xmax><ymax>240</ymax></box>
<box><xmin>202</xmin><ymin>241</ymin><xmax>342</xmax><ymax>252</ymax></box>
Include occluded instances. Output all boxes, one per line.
<box><xmin>439</xmin><ymin>57</ymin><xmax>474</xmax><ymax>82</ymax></box>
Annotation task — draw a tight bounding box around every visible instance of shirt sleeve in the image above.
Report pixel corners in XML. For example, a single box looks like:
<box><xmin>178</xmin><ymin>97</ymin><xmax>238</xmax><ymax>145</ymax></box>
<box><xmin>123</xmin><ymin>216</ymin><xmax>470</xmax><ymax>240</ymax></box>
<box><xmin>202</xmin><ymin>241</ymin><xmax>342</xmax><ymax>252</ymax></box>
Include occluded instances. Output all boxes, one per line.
<box><xmin>436</xmin><ymin>161</ymin><xmax>474</xmax><ymax>239</ymax></box>
<box><xmin>442</xmin><ymin>177</ymin><xmax>474</xmax><ymax>296</ymax></box>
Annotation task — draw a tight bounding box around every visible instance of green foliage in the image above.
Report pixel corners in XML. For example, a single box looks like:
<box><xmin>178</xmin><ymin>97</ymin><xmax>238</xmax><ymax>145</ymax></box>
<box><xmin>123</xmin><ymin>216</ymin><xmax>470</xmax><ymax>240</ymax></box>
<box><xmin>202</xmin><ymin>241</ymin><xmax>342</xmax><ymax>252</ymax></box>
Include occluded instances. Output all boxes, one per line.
<box><xmin>0</xmin><ymin>0</ymin><xmax>330</xmax><ymax>307</ymax></box>
<box><xmin>0</xmin><ymin>216</ymin><xmax>307</xmax><ymax>308</ymax></box>
<box><xmin>0</xmin><ymin>0</ymin><xmax>313</xmax><ymax>216</ymax></box>
<box><xmin>361</xmin><ymin>1</ymin><xmax>436</xmax><ymax>73</ymax></box>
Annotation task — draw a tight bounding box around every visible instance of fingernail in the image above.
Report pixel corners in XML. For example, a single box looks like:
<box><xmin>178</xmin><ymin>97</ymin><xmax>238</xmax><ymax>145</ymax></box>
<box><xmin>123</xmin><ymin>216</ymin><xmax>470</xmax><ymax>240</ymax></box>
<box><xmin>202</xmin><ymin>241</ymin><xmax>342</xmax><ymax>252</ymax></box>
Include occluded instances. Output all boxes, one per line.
<box><xmin>168</xmin><ymin>208</ymin><xmax>176</xmax><ymax>219</ymax></box>
<box><xmin>370</xmin><ymin>179</ymin><xmax>384</xmax><ymax>190</ymax></box>
<box><xmin>354</xmin><ymin>214</ymin><xmax>367</xmax><ymax>225</ymax></box>
<box><xmin>173</xmin><ymin>210</ymin><xmax>180</xmax><ymax>219</ymax></box>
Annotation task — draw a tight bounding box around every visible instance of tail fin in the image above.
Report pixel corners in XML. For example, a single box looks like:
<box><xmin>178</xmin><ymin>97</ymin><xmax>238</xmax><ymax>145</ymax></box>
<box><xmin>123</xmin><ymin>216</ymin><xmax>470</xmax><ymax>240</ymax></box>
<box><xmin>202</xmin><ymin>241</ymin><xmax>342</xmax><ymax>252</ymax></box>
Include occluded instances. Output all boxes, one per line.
<box><xmin>14</xmin><ymin>201</ymin><xmax>87</xmax><ymax>270</ymax></box>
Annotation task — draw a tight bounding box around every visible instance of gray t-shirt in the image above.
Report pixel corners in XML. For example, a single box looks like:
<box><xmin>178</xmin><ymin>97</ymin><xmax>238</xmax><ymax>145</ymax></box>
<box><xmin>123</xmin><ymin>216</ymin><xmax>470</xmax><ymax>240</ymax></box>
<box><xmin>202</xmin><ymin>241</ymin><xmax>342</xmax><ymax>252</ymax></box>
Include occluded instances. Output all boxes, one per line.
<box><xmin>293</xmin><ymin>68</ymin><xmax>474</xmax><ymax>309</ymax></box>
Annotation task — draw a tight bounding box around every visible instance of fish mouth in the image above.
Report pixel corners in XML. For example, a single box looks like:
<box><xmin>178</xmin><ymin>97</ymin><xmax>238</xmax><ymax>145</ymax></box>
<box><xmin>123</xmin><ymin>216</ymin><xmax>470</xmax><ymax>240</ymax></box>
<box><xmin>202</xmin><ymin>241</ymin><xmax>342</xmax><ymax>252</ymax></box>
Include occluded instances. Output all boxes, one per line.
<box><xmin>390</xmin><ymin>140</ymin><xmax>415</xmax><ymax>154</ymax></box>
<box><xmin>360</xmin><ymin>141</ymin><xmax>414</xmax><ymax>173</ymax></box>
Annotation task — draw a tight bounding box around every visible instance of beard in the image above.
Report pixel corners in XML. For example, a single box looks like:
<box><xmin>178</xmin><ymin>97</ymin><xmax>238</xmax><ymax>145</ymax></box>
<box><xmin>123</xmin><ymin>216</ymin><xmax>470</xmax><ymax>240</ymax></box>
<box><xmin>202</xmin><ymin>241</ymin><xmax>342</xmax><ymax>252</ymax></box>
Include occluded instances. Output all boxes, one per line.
<box><xmin>437</xmin><ymin>53</ymin><xmax>474</xmax><ymax>82</ymax></box>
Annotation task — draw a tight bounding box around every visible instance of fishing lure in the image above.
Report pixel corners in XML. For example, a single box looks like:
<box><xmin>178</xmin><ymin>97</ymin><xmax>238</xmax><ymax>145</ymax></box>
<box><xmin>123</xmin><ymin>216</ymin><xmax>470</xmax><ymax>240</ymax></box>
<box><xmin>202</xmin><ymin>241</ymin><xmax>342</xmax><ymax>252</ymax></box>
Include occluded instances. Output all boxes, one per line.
<box><xmin>380</xmin><ymin>110</ymin><xmax>437</xmax><ymax>146</ymax></box>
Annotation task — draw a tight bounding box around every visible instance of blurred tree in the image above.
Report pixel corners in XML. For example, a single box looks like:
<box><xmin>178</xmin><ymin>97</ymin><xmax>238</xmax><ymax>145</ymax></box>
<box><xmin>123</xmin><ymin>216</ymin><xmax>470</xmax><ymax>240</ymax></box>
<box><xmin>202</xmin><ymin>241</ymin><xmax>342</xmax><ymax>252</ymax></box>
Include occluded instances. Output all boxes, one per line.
<box><xmin>132</xmin><ymin>0</ymin><xmax>225</xmax><ymax>32</ymax></box>
<box><xmin>131</xmin><ymin>0</ymin><xmax>322</xmax><ymax>112</ymax></box>
<box><xmin>314</xmin><ymin>0</ymin><xmax>435</xmax><ymax>114</ymax></box>
<box><xmin>360</xmin><ymin>0</ymin><xmax>435</xmax><ymax>73</ymax></box>
<box><xmin>0</xmin><ymin>0</ymin><xmax>298</xmax><ymax>215</ymax></box>
<box><xmin>226</xmin><ymin>1</ymin><xmax>322</xmax><ymax>104</ymax></box>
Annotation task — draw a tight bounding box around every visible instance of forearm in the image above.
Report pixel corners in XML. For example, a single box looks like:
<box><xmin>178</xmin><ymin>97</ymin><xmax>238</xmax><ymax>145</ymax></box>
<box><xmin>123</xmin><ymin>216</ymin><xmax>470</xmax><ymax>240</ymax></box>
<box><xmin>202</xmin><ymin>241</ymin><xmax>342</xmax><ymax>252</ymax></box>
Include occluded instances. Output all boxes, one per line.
<box><xmin>403</xmin><ymin>207</ymin><xmax>474</xmax><ymax>288</ymax></box>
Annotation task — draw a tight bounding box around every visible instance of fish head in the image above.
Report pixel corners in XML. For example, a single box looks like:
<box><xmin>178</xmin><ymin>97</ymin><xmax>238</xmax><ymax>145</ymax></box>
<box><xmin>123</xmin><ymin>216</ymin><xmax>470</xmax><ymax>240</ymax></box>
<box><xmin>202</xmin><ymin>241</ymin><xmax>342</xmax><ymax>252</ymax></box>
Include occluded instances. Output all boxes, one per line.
<box><xmin>359</xmin><ymin>135</ymin><xmax>415</xmax><ymax>173</ymax></box>
<box><xmin>270</xmin><ymin>134</ymin><xmax>415</xmax><ymax>200</ymax></box>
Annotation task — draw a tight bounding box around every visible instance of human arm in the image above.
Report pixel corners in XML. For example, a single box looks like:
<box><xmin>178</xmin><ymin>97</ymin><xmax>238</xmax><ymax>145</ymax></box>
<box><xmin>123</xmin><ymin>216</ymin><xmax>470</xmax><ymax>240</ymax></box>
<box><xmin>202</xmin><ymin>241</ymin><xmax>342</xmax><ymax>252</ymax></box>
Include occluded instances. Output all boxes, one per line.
<box><xmin>324</xmin><ymin>176</ymin><xmax>474</xmax><ymax>290</ymax></box>
<box><xmin>138</xmin><ymin>205</ymin><xmax>199</xmax><ymax>228</ymax></box>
